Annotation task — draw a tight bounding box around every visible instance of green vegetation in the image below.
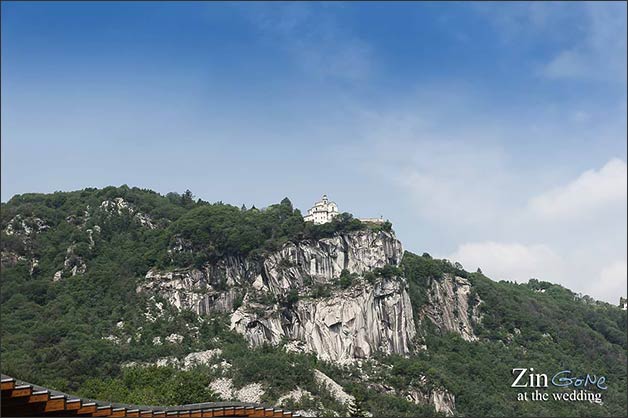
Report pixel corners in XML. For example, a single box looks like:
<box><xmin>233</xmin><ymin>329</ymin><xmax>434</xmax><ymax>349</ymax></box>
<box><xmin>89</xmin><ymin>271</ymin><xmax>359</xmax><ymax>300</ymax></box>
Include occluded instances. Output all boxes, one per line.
<box><xmin>1</xmin><ymin>186</ymin><xmax>626</xmax><ymax>416</ymax></box>
<box><xmin>401</xmin><ymin>251</ymin><xmax>468</xmax><ymax>316</ymax></box>
<box><xmin>337</xmin><ymin>269</ymin><xmax>357</xmax><ymax>289</ymax></box>
<box><xmin>397</xmin><ymin>252</ymin><xmax>627</xmax><ymax>417</ymax></box>
<box><xmin>165</xmin><ymin>197</ymin><xmax>304</xmax><ymax>264</ymax></box>
<box><xmin>79</xmin><ymin>367</ymin><xmax>218</xmax><ymax>406</ymax></box>
<box><xmin>1</xmin><ymin>186</ymin><xmax>379</xmax><ymax>276</ymax></box>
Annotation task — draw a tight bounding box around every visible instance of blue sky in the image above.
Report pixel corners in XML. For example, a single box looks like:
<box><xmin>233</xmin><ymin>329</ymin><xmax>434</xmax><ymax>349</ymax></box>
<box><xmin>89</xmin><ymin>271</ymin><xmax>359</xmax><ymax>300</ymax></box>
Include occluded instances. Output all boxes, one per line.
<box><xmin>2</xmin><ymin>2</ymin><xmax>626</xmax><ymax>302</ymax></box>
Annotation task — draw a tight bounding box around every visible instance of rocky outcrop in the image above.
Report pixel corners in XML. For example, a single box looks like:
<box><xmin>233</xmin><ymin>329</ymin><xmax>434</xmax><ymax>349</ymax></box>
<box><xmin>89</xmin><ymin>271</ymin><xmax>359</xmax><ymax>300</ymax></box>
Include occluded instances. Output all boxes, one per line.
<box><xmin>138</xmin><ymin>265</ymin><xmax>246</xmax><ymax>315</ymax></box>
<box><xmin>277</xmin><ymin>387</ymin><xmax>313</xmax><ymax>406</ymax></box>
<box><xmin>139</xmin><ymin>228</ymin><xmax>403</xmax><ymax>306</ymax></box>
<box><xmin>4</xmin><ymin>215</ymin><xmax>49</xmax><ymax>236</ymax></box>
<box><xmin>209</xmin><ymin>378</ymin><xmax>264</xmax><ymax>403</ymax></box>
<box><xmin>52</xmin><ymin>243</ymin><xmax>88</xmax><ymax>281</ymax></box>
<box><xmin>140</xmin><ymin>230</ymin><xmax>415</xmax><ymax>363</ymax></box>
<box><xmin>143</xmin><ymin>229</ymin><xmax>402</xmax><ymax>298</ymax></box>
<box><xmin>259</xmin><ymin>230</ymin><xmax>403</xmax><ymax>293</ymax></box>
<box><xmin>123</xmin><ymin>349</ymin><xmax>222</xmax><ymax>370</ymax></box>
<box><xmin>100</xmin><ymin>198</ymin><xmax>155</xmax><ymax>229</ymax></box>
<box><xmin>1</xmin><ymin>216</ymin><xmax>48</xmax><ymax>271</ymax></box>
<box><xmin>86</xmin><ymin>226</ymin><xmax>100</xmax><ymax>249</ymax></box>
<box><xmin>407</xmin><ymin>388</ymin><xmax>455</xmax><ymax>416</ymax></box>
<box><xmin>419</xmin><ymin>274</ymin><xmax>481</xmax><ymax>342</ymax></box>
<box><xmin>29</xmin><ymin>258</ymin><xmax>39</xmax><ymax>275</ymax></box>
<box><xmin>232</xmin><ymin>277</ymin><xmax>415</xmax><ymax>363</ymax></box>
<box><xmin>63</xmin><ymin>244</ymin><xmax>87</xmax><ymax>276</ymax></box>
<box><xmin>313</xmin><ymin>370</ymin><xmax>354</xmax><ymax>406</ymax></box>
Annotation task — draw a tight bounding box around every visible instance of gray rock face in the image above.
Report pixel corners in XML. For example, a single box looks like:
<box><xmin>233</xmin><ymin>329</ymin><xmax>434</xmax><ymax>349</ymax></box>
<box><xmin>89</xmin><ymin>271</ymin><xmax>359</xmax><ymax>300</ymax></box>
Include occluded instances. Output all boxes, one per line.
<box><xmin>260</xmin><ymin>230</ymin><xmax>403</xmax><ymax>293</ymax></box>
<box><xmin>123</xmin><ymin>349</ymin><xmax>222</xmax><ymax>370</ymax></box>
<box><xmin>1</xmin><ymin>215</ymin><xmax>48</xmax><ymax>271</ymax></box>
<box><xmin>51</xmin><ymin>243</ymin><xmax>88</xmax><ymax>281</ymax></box>
<box><xmin>139</xmin><ymin>229</ymin><xmax>402</xmax><ymax>309</ymax></box>
<box><xmin>407</xmin><ymin>388</ymin><xmax>455</xmax><ymax>416</ymax></box>
<box><xmin>63</xmin><ymin>244</ymin><xmax>87</xmax><ymax>276</ymax></box>
<box><xmin>134</xmin><ymin>228</ymin><xmax>480</xmax><ymax>413</ymax></box>
<box><xmin>419</xmin><ymin>274</ymin><xmax>481</xmax><ymax>342</ymax></box>
<box><xmin>139</xmin><ymin>230</ymin><xmax>414</xmax><ymax>362</ymax></box>
<box><xmin>313</xmin><ymin>369</ymin><xmax>355</xmax><ymax>405</ymax></box>
<box><xmin>231</xmin><ymin>277</ymin><xmax>416</xmax><ymax>363</ymax></box>
<box><xmin>4</xmin><ymin>215</ymin><xmax>49</xmax><ymax>236</ymax></box>
<box><xmin>100</xmin><ymin>198</ymin><xmax>156</xmax><ymax>229</ymax></box>
<box><xmin>139</xmin><ymin>265</ymin><xmax>247</xmax><ymax>314</ymax></box>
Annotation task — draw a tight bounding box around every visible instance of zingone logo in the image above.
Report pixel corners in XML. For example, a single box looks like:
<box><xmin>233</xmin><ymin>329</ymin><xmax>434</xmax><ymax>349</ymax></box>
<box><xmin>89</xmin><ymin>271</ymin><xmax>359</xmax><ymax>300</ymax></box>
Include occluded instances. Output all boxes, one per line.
<box><xmin>511</xmin><ymin>368</ymin><xmax>607</xmax><ymax>390</ymax></box>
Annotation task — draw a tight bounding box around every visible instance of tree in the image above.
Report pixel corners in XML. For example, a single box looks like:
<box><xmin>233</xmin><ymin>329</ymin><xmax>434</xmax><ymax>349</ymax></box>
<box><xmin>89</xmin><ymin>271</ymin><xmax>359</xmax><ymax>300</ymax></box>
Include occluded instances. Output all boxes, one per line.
<box><xmin>280</xmin><ymin>197</ymin><xmax>293</xmax><ymax>211</ymax></box>
<box><xmin>338</xmin><ymin>269</ymin><xmax>355</xmax><ymax>289</ymax></box>
<box><xmin>284</xmin><ymin>289</ymin><xmax>299</xmax><ymax>306</ymax></box>
<box><xmin>181</xmin><ymin>190</ymin><xmax>194</xmax><ymax>208</ymax></box>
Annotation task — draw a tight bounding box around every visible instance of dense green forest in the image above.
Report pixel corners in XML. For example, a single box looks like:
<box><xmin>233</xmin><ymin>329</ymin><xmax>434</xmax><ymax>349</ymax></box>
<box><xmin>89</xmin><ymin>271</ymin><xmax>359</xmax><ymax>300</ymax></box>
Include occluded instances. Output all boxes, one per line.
<box><xmin>1</xmin><ymin>186</ymin><xmax>626</xmax><ymax>417</ymax></box>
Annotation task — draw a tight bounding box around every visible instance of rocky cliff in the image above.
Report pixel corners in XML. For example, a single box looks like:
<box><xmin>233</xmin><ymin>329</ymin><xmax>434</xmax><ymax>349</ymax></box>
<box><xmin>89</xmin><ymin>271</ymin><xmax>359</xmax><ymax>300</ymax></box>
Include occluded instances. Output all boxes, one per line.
<box><xmin>419</xmin><ymin>274</ymin><xmax>482</xmax><ymax>342</ymax></box>
<box><xmin>137</xmin><ymin>230</ymin><xmax>484</xmax><ymax>364</ymax></box>
<box><xmin>135</xmin><ymin>228</ymin><xmax>491</xmax><ymax>415</ymax></box>
<box><xmin>232</xmin><ymin>276</ymin><xmax>416</xmax><ymax>363</ymax></box>
<box><xmin>259</xmin><ymin>230</ymin><xmax>403</xmax><ymax>293</ymax></box>
<box><xmin>138</xmin><ymin>229</ymin><xmax>414</xmax><ymax>363</ymax></box>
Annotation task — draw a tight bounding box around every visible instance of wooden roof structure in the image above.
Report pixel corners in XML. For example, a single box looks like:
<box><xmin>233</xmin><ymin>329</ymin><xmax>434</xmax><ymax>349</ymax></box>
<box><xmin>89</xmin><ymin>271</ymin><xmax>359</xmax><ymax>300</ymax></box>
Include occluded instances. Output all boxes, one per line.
<box><xmin>1</xmin><ymin>375</ymin><xmax>298</xmax><ymax>417</ymax></box>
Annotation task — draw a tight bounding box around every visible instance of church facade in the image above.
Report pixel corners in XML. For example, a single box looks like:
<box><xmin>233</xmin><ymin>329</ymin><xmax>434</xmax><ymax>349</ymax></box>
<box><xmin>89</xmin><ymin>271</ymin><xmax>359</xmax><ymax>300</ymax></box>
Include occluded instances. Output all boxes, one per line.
<box><xmin>303</xmin><ymin>194</ymin><xmax>385</xmax><ymax>225</ymax></box>
<box><xmin>303</xmin><ymin>195</ymin><xmax>339</xmax><ymax>224</ymax></box>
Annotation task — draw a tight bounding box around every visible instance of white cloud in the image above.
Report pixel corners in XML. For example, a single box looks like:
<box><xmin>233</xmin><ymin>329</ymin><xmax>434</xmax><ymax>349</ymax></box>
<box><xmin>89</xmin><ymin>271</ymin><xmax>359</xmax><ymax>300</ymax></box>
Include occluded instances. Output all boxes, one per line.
<box><xmin>343</xmin><ymin>90</ymin><xmax>520</xmax><ymax>230</ymax></box>
<box><xmin>448</xmin><ymin>243</ymin><xmax>627</xmax><ymax>303</ymax></box>
<box><xmin>341</xmin><ymin>92</ymin><xmax>626</xmax><ymax>303</ymax></box>
<box><xmin>528</xmin><ymin>158</ymin><xmax>627</xmax><ymax>220</ymax></box>
<box><xmin>447</xmin><ymin>242</ymin><xmax>565</xmax><ymax>283</ymax></box>
<box><xmin>396</xmin><ymin>148</ymin><xmax>508</xmax><ymax>227</ymax></box>
<box><xmin>591</xmin><ymin>260</ymin><xmax>628</xmax><ymax>301</ymax></box>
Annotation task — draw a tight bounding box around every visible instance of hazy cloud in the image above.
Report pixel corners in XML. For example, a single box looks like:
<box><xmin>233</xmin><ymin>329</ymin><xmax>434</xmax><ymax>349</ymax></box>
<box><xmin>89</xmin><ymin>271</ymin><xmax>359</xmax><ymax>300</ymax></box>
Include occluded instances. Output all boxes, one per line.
<box><xmin>592</xmin><ymin>260</ymin><xmax>628</xmax><ymax>301</ymax></box>
<box><xmin>345</xmin><ymin>91</ymin><xmax>626</xmax><ymax>303</ymax></box>
<box><xmin>448</xmin><ymin>241</ymin><xmax>565</xmax><ymax>283</ymax></box>
<box><xmin>528</xmin><ymin>158</ymin><xmax>627</xmax><ymax>221</ymax></box>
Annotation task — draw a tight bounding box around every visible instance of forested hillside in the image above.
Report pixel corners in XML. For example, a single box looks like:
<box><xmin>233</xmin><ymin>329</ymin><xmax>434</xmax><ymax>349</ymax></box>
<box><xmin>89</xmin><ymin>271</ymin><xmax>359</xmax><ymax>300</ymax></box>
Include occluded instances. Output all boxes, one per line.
<box><xmin>1</xmin><ymin>186</ymin><xmax>626</xmax><ymax>417</ymax></box>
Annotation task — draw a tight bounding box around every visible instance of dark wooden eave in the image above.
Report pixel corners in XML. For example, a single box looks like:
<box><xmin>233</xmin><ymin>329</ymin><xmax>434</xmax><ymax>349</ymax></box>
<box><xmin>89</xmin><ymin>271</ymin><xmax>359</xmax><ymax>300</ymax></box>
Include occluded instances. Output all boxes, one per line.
<box><xmin>1</xmin><ymin>375</ymin><xmax>297</xmax><ymax>417</ymax></box>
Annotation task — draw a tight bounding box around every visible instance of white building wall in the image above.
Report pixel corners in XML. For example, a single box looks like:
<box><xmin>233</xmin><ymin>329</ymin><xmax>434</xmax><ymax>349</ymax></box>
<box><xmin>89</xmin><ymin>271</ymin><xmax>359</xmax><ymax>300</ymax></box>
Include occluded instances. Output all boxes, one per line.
<box><xmin>304</xmin><ymin>195</ymin><xmax>339</xmax><ymax>224</ymax></box>
<box><xmin>303</xmin><ymin>195</ymin><xmax>385</xmax><ymax>225</ymax></box>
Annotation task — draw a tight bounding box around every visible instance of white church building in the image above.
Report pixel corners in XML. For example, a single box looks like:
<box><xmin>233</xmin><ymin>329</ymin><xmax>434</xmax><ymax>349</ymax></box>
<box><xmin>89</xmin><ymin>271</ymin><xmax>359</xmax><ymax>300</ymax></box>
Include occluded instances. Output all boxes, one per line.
<box><xmin>303</xmin><ymin>194</ymin><xmax>339</xmax><ymax>224</ymax></box>
<box><xmin>303</xmin><ymin>194</ymin><xmax>385</xmax><ymax>225</ymax></box>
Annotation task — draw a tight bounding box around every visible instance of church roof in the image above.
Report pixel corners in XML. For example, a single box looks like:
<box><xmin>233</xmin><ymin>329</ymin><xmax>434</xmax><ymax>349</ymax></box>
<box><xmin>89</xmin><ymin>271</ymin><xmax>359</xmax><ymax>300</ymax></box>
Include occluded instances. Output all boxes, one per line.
<box><xmin>312</xmin><ymin>194</ymin><xmax>336</xmax><ymax>207</ymax></box>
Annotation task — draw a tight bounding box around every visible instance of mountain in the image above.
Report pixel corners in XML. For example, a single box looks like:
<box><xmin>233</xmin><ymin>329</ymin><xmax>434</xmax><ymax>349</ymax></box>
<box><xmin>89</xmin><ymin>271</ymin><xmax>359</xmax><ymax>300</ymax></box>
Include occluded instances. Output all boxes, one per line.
<box><xmin>1</xmin><ymin>186</ymin><xmax>626</xmax><ymax>417</ymax></box>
